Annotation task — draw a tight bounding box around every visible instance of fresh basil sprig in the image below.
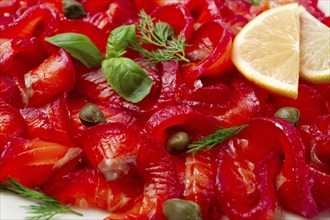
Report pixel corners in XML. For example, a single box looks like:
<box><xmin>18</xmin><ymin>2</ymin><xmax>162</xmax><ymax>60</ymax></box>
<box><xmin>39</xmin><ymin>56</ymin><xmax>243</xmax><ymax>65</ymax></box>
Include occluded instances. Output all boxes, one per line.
<box><xmin>45</xmin><ymin>33</ymin><xmax>102</xmax><ymax>68</ymax></box>
<box><xmin>102</xmin><ymin>25</ymin><xmax>153</xmax><ymax>103</ymax></box>
<box><xmin>45</xmin><ymin>10</ymin><xmax>188</xmax><ymax>103</ymax></box>
<box><xmin>106</xmin><ymin>25</ymin><xmax>137</xmax><ymax>58</ymax></box>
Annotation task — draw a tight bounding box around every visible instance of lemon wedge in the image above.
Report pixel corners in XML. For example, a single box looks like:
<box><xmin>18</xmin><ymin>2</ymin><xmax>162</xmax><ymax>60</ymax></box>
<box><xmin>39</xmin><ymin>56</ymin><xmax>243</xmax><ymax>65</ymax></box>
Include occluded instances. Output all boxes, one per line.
<box><xmin>299</xmin><ymin>6</ymin><xmax>330</xmax><ymax>83</ymax></box>
<box><xmin>232</xmin><ymin>3</ymin><xmax>300</xmax><ymax>99</ymax></box>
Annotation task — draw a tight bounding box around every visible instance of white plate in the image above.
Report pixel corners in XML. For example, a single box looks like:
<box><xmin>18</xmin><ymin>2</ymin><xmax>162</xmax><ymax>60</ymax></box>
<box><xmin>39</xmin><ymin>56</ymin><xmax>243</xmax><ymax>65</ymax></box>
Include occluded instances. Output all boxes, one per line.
<box><xmin>1</xmin><ymin>1</ymin><xmax>330</xmax><ymax>220</ymax></box>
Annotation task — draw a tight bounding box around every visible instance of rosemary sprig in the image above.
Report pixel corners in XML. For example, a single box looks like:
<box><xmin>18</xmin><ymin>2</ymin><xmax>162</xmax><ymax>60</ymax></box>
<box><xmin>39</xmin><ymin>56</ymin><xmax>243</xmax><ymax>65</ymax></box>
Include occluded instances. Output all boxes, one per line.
<box><xmin>0</xmin><ymin>177</ymin><xmax>82</xmax><ymax>220</ymax></box>
<box><xmin>130</xmin><ymin>10</ymin><xmax>189</xmax><ymax>63</ymax></box>
<box><xmin>187</xmin><ymin>124</ymin><xmax>248</xmax><ymax>153</ymax></box>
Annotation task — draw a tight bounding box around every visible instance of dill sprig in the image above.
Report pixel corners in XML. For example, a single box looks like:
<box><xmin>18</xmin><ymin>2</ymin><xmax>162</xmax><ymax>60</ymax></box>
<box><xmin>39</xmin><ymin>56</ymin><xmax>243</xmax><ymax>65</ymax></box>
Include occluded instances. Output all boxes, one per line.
<box><xmin>130</xmin><ymin>10</ymin><xmax>189</xmax><ymax>63</ymax></box>
<box><xmin>25</xmin><ymin>203</ymin><xmax>82</xmax><ymax>220</ymax></box>
<box><xmin>187</xmin><ymin>124</ymin><xmax>248</xmax><ymax>153</ymax></box>
<box><xmin>0</xmin><ymin>177</ymin><xmax>82</xmax><ymax>220</ymax></box>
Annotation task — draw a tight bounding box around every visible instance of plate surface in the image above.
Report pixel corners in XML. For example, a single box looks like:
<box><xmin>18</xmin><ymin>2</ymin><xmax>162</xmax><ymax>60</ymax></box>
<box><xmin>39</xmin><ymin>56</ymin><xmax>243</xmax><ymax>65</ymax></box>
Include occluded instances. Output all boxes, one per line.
<box><xmin>1</xmin><ymin>1</ymin><xmax>329</xmax><ymax>220</ymax></box>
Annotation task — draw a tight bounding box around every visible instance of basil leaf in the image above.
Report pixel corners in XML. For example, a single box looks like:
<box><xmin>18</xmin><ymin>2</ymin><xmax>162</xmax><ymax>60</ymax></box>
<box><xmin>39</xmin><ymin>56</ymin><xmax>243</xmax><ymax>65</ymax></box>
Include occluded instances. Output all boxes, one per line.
<box><xmin>245</xmin><ymin>0</ymin><xmax>262</xmax><ymax>5</ymax></box>
<box><xmin>102</xmin><ymin>57</ymin><xmax>153</xmax><ymax>103</ymax></box>
<box><xmin>106</xmin><ymin>25</ymin><xmax>137</xmax><ymax>58</ymax></box>
<box><xmin>45</xmin><ymin>33</ymin><xmax>102</xmax><ymax>68</ymax></box>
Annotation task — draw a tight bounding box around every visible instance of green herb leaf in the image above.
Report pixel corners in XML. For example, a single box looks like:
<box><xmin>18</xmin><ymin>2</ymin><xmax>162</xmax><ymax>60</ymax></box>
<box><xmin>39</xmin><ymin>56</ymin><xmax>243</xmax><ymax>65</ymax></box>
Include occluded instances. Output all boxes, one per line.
<box><xmin>129</xmin><ymin>10</ymin><xmax>189</xmax><ymax>63</ymax></box>
<box><xmin>102</xmin><ymin>57</ymin><xmax>153</xmax><ymax>103</ymax></box>
<box><xmin>245</xmin><ymin>0</ymin><xmax>263</xmax><ymax>5</ymax></box>
<box><xmin>187</xmin><ymin>124</ymin><xmax>248</xmax><ymax>153</ymax></box>
<box><xmin>45</xmin><ymin>33</ymin><xmax>102</xmax><ymax>68</ymax></box>
<box><xmin>106</xmin><ymin>24</ymin><xmax>137</xmax><ymax>58</ymax></box>
<box><xmin>0</xmin><ymin>177</ymin><xmax>82</xmax><ymax>220</ymax></box>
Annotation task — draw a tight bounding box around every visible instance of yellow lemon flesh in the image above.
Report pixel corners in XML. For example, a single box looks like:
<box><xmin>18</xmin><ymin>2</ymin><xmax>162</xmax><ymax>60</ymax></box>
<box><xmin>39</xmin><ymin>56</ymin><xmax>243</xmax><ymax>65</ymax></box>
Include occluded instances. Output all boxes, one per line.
<box><xmin>232</xmin><ymin>3</ymin><xmax>300</xmax><ymax>99</ymax></box>
<box><xmin>299</xmin><ymin>6</ymin><xmax>330</xmax><ymax>83</ymax></box>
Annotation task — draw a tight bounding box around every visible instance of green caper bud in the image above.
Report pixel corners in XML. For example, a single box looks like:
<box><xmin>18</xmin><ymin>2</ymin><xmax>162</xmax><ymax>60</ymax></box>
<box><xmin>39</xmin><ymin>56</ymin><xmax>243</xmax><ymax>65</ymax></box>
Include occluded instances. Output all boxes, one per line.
<box><xmin>79</xmin><ymin>103</ymin><xmax>106</xmax><ymax>127</ymax></box>
<box><xmin>166</xmin><ymin>131</ymin><xmax>190</xmax><ymax>154</ymax></box>
<box><xmin>163</xmin><ymin>198</ymin><xmax>202</xmax><ymax>220</ymax></box>
<box><xmin>62</xmin><ymin>0</ymin><xmax>86</xmax><ymax>19</ymax></box>
<box><xmin>274</xmin><ymin>107</ymin><xmax>300</xmax><ymax>126</ymax></box>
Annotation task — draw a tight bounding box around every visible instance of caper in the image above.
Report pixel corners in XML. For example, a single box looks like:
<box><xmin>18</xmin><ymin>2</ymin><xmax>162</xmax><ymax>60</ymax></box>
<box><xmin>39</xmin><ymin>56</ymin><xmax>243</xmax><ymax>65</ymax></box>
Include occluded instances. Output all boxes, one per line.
<box><xmin>79</xmin><ymin>103</ymin><xmax>106</xmax><ymax>127</ymax></box>
<box><xmin>62</xmin><ymin>0</ymin><xmax>86</xmax><ymax>19</ymax></box>
<box><xmin>163</xmin><ymin>198</ymin><xmax>202</xmax><ymax>220</ymax></box>
<box><xmin>274</xmin><ymin>107</ymin><xmax>300</xmax><ymax>126</ymax></box>
<box><xmin>166</xmin><ymin>131</ymin><xmax>190</xmax><ymax>154</ymax></box>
